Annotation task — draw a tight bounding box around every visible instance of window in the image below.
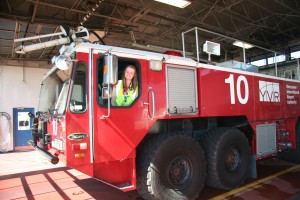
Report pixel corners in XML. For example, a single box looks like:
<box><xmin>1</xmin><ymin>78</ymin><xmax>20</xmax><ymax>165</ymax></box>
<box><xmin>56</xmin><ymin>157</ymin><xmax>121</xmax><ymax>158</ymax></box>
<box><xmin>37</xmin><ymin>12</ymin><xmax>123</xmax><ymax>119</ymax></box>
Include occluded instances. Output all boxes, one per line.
<box><xmin>69</xmin><ymin>62</ymin><xmax>87</xmax><ymax>113</ymax></box>
<box><xmin>268</xmin><ymin>54</ymin><xmax>286</xmax><ymax>64</ymax></box>
<box><xmin>55</xmin><ymin>79</ymin><xmax>70</xmax><ymax>114</ymax></box>
<box><xmin>251</xmin><ymin>59</ymin><xmax>266</xmax><ymax>67</ymax></box>
<box><xmin>250</xmin><ymin>53</ymin><xmax>289</xmax><ymax>67</ymax></box>
<box><xmin>97</xmin><ymin>56</ymin><xmax>140</xmax><ymax>107</ymax></box>
<box><xmin>291</xmin><ymin>50</ymin><xmax>300</xmax><ymax>59</ymax></box>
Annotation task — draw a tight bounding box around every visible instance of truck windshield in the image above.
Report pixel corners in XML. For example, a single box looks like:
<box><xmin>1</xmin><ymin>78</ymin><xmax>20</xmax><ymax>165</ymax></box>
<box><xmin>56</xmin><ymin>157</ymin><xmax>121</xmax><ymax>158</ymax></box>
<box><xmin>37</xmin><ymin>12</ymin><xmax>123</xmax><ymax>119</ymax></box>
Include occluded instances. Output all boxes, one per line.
<box><xmin>38</xmin><ymin>69</ymin><xmax>72</xmax><ymax>115</ymax></box>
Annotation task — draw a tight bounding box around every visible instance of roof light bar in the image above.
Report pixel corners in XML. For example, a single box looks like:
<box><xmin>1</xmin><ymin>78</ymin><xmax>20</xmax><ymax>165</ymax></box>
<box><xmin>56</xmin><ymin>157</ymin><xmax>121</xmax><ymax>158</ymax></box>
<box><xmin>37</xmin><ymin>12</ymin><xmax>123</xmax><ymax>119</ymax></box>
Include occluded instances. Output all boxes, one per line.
<box><xmin>154</xmin><ymin>0</ymin><xmax>191</xmax><ymax>8</ymax></box>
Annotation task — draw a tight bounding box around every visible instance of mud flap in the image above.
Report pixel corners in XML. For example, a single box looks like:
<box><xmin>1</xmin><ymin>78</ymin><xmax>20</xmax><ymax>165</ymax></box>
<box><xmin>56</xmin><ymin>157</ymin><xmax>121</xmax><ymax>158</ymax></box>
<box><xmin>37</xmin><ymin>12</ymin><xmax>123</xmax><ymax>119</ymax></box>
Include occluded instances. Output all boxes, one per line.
<box><xmin>248</xmin><ymin>154</ymin><xmax>257</xmax><ymax>179</ymax></box>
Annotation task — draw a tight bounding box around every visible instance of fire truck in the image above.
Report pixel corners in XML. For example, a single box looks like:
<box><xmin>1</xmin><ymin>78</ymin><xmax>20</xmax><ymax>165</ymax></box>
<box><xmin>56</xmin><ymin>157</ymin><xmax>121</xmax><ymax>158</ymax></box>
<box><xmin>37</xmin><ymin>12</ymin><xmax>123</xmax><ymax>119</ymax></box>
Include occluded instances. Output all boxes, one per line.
<box><xmin>15</xmin><ymin>26</ymin><xmax>300</xmax><ymax>200</ymax></box>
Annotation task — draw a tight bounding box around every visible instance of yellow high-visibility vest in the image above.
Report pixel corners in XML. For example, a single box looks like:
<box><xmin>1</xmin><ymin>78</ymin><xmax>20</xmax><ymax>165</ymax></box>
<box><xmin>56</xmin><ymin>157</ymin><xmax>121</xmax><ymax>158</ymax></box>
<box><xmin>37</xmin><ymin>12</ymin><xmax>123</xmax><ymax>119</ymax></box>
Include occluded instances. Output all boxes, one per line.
<box><xmin>115</xmin><ymin>80</ymin><xmax>138</xmax><ymax>106</ymax></box>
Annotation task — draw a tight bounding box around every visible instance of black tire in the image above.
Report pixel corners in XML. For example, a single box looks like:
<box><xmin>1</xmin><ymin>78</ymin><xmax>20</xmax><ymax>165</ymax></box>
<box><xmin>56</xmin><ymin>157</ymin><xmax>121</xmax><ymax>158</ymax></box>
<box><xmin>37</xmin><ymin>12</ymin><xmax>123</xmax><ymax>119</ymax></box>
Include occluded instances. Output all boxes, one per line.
<box><xmin>137</xmin><ymin>134</ymin><xmax>206</xmax><ymax>200</ymax></box>
<box><xmin>278</xmin><ymin>121</ymin><xmax>300</xmax><ymax>163</ymax></box>
<box><xmin>201</xmin><ymin>128</ymin><xmax>251</xmax><ymax>189</ymax></box>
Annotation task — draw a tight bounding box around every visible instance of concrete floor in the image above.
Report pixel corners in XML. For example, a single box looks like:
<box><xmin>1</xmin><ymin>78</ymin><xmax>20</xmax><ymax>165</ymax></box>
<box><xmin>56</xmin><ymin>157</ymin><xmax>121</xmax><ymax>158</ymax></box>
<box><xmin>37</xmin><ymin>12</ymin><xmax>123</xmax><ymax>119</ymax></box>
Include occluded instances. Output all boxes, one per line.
<box><xmin>0</xmin><ymin>151</ymin><xmax>300</xmax><ymax>200</ymax></box>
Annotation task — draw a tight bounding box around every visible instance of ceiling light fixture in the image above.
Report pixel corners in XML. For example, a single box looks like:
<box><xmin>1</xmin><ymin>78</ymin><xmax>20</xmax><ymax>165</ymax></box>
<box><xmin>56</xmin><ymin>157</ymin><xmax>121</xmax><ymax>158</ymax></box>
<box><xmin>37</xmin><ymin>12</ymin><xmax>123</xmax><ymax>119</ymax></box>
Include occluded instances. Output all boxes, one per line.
<box><xmin>233</xmin><ymin>41</ymin><xmax>253</xmax><ymax>49</ymax></box>
<box><xmin>154</xmin><ymin>0</ymin><xmax>191</xmax><ymax>8</ymax></box>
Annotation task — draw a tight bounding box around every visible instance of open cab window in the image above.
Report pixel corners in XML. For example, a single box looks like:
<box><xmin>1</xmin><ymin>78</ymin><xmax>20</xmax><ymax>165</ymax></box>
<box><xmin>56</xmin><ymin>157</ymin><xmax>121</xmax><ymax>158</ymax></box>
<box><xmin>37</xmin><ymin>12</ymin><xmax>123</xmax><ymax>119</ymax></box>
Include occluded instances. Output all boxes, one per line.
<box><xmin>69</xmin><ymin>62</ymin><xmax>87</xmax><ymax>113</ymax></box>
<box><xmin>97</xmin><ymin>56</ymin><xmax>140</xmax><ymax>107</ymax></box>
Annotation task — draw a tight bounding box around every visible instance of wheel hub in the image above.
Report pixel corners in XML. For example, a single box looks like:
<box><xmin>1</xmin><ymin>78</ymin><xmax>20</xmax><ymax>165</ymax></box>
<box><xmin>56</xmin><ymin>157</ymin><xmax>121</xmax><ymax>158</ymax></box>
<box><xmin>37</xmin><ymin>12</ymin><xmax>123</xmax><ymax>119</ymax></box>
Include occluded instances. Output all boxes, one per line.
<box><xmin>168</xmin><ymin>157</ymin><xmax>192</xmax><ymax>188</ymax></box>
<box><xmin>225</xmin><ymin>146</ymin><xmax>241</xmax><ymax>172</ymax></box>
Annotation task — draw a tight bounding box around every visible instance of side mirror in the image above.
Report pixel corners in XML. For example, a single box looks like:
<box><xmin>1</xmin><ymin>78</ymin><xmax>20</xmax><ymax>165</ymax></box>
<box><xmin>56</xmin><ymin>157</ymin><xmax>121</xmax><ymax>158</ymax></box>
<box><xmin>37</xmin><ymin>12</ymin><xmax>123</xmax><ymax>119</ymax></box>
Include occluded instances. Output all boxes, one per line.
<box><xmin>103</xmin><ymin>54</ymin><xmax>118</xmax><ymax>85</ymax></box>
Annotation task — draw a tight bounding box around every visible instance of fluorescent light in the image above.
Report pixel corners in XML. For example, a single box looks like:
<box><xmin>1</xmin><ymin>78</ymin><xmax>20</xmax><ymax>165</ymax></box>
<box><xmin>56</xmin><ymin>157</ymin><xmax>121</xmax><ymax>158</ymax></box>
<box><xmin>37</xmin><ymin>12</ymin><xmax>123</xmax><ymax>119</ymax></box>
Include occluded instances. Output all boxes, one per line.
<box><xmin>154</xmin><ymin>0</ymin><xmax>191</xmax><ymax>8</ymax></box>
<box><xmin>233</xmin><ymin>41</ymin><xmax>254</xmax><ymax>49</ymax></box>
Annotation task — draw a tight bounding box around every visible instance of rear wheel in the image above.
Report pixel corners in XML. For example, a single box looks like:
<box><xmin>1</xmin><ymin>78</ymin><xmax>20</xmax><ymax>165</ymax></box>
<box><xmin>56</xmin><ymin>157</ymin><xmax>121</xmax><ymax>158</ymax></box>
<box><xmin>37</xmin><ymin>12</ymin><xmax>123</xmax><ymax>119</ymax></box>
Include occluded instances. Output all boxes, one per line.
<box><xmin>137</xmin><ymin>134</ymin><xmax>206</xmax><ymax>200</ymax></box>
<box><xmin>201</xmin><ymin>128</ymin><xmax>251</xmax><ymax>189</ymax></box>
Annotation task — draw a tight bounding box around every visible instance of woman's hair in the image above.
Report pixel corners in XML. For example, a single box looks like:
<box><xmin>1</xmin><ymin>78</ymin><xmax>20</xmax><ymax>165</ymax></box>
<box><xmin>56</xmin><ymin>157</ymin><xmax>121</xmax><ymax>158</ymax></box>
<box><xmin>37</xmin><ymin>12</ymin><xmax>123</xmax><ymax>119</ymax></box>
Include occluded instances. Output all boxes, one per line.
<box><xmin>122</xmin><ymin>65</ymin><xmax>138</xmax><ymax>92</ymax></box>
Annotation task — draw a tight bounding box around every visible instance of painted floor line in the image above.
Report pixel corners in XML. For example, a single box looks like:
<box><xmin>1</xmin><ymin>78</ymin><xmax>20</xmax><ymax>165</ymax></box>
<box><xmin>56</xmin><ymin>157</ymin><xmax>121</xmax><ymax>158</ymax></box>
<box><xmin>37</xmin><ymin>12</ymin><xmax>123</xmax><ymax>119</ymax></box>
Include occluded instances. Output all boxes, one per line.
<box><xmin>209</xmin><ymin>164</ymin><xmax>300</xmax><ymax>200</ymax></box>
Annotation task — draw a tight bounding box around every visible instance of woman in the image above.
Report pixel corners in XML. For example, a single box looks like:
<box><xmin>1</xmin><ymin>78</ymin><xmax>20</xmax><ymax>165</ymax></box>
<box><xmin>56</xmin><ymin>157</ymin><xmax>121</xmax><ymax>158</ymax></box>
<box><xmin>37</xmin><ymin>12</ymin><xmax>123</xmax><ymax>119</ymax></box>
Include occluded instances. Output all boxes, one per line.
<box><xmin>113</xmin><ymin>65</ymin><xmax>138</xmax><ymax>106</ymax></box>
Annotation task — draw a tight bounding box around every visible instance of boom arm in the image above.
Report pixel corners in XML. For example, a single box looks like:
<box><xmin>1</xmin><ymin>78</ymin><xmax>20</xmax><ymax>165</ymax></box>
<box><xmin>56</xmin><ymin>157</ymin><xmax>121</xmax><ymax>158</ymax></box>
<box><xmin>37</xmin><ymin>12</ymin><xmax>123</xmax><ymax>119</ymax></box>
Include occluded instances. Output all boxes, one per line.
<box><xmin>14</xmin><ymin>26</ymin><xmax>89</xmax><ymax>54</ymax></box>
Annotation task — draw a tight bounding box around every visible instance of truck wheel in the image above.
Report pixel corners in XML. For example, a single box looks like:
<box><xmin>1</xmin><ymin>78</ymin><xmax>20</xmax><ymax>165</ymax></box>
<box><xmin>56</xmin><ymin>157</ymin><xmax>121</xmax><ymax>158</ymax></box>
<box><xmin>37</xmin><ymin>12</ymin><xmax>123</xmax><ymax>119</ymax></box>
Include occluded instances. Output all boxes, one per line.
<box><xmin>201</xmin><ymin>128</ymin><xmax>251</xmax><ymax>189</ymax></box>
<box><xmin>279</xmin><ymin>121</ymin><xmax>300</xmax><ymax>163</ymax></box>
<box><xmin>137</xmin><ymin>134</ymin><xmax>206</xmax><ymax>200</ymax></box>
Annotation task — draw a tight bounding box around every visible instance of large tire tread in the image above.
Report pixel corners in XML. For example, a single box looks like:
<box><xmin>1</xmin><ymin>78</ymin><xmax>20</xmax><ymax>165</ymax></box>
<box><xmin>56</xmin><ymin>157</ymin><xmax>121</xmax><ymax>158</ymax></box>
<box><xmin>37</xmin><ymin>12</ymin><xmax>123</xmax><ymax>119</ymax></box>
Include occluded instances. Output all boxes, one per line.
<box><xmin>200</xmin><ymin>127</ymin><xmax>250</xmax><ymax>190</ymax></box>
<box><xmin>137</xmin><ymin>133</ymin><xmax>206</xmax><ymax>200</ymax></box>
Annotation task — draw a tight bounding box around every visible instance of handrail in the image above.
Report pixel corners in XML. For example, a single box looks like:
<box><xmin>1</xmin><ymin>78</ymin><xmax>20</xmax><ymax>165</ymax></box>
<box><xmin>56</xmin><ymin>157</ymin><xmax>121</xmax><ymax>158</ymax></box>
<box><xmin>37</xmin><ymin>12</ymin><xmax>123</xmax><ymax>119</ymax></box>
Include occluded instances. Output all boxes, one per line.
<box><xmin>0</xmin><ymin>112</ymin><xmax>11</xmax><ymax>120</ymax></box>
<box><xmin>149</xmin><ymin>87</ymin><xmax>155</xmax><ymax>119</ymax></box>
<box><xmin>88</xmin><ymin>48</ymin><xmax>94</xmax><ymax>163</ymax></box>
<box><xmin>142</xmin><ymin>87</ymin><xmax>155</xmax><ymax>119</ymax></box>
<box><xmin>181</xmin><ymin>27</ymin><xmax>300</xmax><ymax>80</ymax></box>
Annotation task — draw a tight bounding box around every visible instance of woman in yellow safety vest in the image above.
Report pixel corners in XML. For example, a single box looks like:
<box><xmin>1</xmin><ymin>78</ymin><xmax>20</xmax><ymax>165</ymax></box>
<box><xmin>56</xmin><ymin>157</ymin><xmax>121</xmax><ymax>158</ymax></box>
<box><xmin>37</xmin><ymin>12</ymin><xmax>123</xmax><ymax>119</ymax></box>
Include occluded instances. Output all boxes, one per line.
<box><xmin>113</xmin><ymin>65</ymin><xmax>138</xmax><ymax>106</ymax></box>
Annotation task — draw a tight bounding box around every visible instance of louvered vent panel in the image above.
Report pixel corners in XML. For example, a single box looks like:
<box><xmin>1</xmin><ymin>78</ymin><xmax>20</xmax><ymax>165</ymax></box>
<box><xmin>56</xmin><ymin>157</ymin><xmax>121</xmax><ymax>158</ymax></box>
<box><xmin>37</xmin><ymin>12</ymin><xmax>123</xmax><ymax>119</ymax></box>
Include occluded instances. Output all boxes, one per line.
<box><xmin>256</xmin><ymin>123</ymin><xmax>277</xmax><ymax>158</ymax></box>
<box><xmin>167</xmin><ymin>66</ymin><xmax>198</xmax><ymax>114</ymax></box>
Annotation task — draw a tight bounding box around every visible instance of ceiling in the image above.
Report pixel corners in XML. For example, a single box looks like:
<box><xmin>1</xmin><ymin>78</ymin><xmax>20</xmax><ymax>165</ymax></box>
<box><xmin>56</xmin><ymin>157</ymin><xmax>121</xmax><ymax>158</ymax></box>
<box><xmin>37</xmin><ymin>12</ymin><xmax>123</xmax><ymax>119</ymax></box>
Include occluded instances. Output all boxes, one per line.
<box><xmin>0</xmin><ymin>0</ymin><xmax>300</xmax><ymax>62</ymax></box>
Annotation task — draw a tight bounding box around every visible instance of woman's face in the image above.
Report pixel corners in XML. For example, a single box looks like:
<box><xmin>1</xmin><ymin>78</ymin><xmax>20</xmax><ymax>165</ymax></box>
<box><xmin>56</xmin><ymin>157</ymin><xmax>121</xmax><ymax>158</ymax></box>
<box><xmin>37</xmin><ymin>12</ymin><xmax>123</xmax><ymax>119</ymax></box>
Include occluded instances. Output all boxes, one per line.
<box><xmin>125</xmin><ymin>67</ymin><xmax>135</xmax><ymax>81</ymax></box>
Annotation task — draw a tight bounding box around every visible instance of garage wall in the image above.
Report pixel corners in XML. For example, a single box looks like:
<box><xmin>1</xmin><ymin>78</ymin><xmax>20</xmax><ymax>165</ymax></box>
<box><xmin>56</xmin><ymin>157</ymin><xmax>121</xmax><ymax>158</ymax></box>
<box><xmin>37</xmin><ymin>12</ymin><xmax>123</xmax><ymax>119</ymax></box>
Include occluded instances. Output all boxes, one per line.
<box><xmin>260</xmin><ymin>63</ymin><xmax>299</xmax><ymax>80</ymax></box>
<box><xmin>0</xmin><ymin>65</ymin><xmax>49</xmax><ymax>151</ymax></box>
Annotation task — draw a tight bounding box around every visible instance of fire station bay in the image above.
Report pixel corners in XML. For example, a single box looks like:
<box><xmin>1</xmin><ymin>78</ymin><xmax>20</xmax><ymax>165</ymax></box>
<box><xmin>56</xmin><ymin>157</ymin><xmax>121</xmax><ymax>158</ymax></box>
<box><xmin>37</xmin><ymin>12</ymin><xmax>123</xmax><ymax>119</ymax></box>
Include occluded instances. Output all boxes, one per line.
<box><xmin>1</xmin><ymin>1</ymin><xmax>300</xmax><ymax>200</ymax></box>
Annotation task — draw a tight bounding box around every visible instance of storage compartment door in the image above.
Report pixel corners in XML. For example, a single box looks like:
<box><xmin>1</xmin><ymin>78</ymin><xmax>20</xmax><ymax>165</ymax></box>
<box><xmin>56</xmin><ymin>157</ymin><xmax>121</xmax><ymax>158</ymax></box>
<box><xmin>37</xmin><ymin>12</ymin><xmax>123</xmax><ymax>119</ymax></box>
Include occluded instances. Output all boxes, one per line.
<box><xmin>166</xmin><ymin>65</ymin><xmax>198</xmax><ymax>115</ymax></box>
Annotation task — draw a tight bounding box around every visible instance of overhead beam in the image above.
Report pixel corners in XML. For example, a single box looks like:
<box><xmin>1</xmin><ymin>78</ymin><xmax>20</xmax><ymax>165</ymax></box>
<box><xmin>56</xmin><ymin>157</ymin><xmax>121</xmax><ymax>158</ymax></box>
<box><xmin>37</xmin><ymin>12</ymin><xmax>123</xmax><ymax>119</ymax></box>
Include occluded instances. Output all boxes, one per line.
<box><xmin>273</xmin><ymin>0</ymin><xmax>300</xmax><ymax>16</ymax></box>
<box><xmin>21</xmin><ymin>0</ymin><xmax>274</xmax><ymax>48</ymax></box>
<box><xmin>11</xmin><ymin>21</ymin><xmax>20</xmax><ymax>59</ymax></box>
<box><xmin>38</xmin><ymin>25</ymin><xmax>60</xmax><ymax>60</ymax></box>
<box><xmin>247</xmin><ymin>0</ymin><xmax>298</xmax><ymax>38</ymax></box>
<box><xmin>1</xmin><ymin>0</ymin><xmax>299</xmax><ymax>56</ymax></box>
<box><xmin>30</xmin><ymin>0</ymin><xmax>39</xmax><ymax>23</ymax></box>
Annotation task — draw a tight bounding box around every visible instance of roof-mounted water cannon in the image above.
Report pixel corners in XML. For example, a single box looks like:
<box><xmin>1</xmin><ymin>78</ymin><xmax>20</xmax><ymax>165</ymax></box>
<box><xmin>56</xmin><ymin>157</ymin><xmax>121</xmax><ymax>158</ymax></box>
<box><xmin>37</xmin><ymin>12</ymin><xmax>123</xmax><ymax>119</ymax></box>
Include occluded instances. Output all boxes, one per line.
<box><xmin>14</xmin><ymin>26</ymin><xmax>89</xmax><ymax>54</ymax></box>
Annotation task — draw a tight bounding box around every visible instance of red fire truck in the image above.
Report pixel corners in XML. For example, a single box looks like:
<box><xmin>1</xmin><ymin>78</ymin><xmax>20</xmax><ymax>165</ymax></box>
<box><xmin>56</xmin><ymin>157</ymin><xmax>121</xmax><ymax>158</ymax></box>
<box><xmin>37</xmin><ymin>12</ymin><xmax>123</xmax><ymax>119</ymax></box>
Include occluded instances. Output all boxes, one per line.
<box><xmin>15</xmin><ymin>26</ymin><xmax>300</xmax><ymax>200</ymax></box>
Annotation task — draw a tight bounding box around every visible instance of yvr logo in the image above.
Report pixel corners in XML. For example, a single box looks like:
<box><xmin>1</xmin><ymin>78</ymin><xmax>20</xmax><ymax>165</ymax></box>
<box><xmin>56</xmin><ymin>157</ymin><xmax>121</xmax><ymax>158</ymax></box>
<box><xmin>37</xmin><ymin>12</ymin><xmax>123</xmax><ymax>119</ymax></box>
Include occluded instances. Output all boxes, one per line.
<box><xmin>259</xmin><ymin>81</ymin><xmax>280</xmax><ymax>102</ymax></box>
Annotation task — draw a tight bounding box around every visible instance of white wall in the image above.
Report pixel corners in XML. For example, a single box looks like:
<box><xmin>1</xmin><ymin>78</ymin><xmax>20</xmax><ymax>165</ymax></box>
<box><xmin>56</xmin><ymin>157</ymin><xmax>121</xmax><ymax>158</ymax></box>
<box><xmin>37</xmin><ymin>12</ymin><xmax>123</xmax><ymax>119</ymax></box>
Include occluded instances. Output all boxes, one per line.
<box><xmin>0</xmin><ymin>65</ymin><xmax>49</xmax><ymax>151</ymax></box>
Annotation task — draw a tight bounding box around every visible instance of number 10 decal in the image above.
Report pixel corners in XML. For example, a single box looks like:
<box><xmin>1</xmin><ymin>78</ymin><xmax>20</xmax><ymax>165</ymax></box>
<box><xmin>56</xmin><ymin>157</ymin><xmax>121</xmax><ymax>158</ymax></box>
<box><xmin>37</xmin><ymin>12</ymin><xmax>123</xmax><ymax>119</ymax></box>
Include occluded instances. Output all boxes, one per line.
<box><xmin>225</xmin><ymin>74</ymin><xmax>249</xmax><ymax>104</ymax></box>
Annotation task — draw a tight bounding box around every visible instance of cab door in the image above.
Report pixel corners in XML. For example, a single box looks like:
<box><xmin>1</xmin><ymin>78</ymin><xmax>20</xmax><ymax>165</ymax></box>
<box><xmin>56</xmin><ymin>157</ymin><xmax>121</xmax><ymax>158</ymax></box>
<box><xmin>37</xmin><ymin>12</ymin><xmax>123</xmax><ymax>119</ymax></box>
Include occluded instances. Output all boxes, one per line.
<box><xmin>92</xmin><ymin>56</ymin><xmax>150</xmax><ymax>187</ymax></box>
<box><xmin>94</xmin><ymin>57</ymin><xmax>150</xmax><ymax>161</ymax></box>
<box><xmin>64</xmin><ymin>53</ymin><xmax>93</xmax><ymax>176</ymax></box>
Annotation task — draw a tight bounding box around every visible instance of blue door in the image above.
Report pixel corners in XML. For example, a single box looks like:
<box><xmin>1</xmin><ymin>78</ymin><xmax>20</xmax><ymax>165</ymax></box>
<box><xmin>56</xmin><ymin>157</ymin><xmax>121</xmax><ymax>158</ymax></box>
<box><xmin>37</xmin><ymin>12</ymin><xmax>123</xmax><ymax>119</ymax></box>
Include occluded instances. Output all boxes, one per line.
<box><xmin>13</xmin><ymin>108</ymin><xmax>34</xmax><ymax>147</ymax></box>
